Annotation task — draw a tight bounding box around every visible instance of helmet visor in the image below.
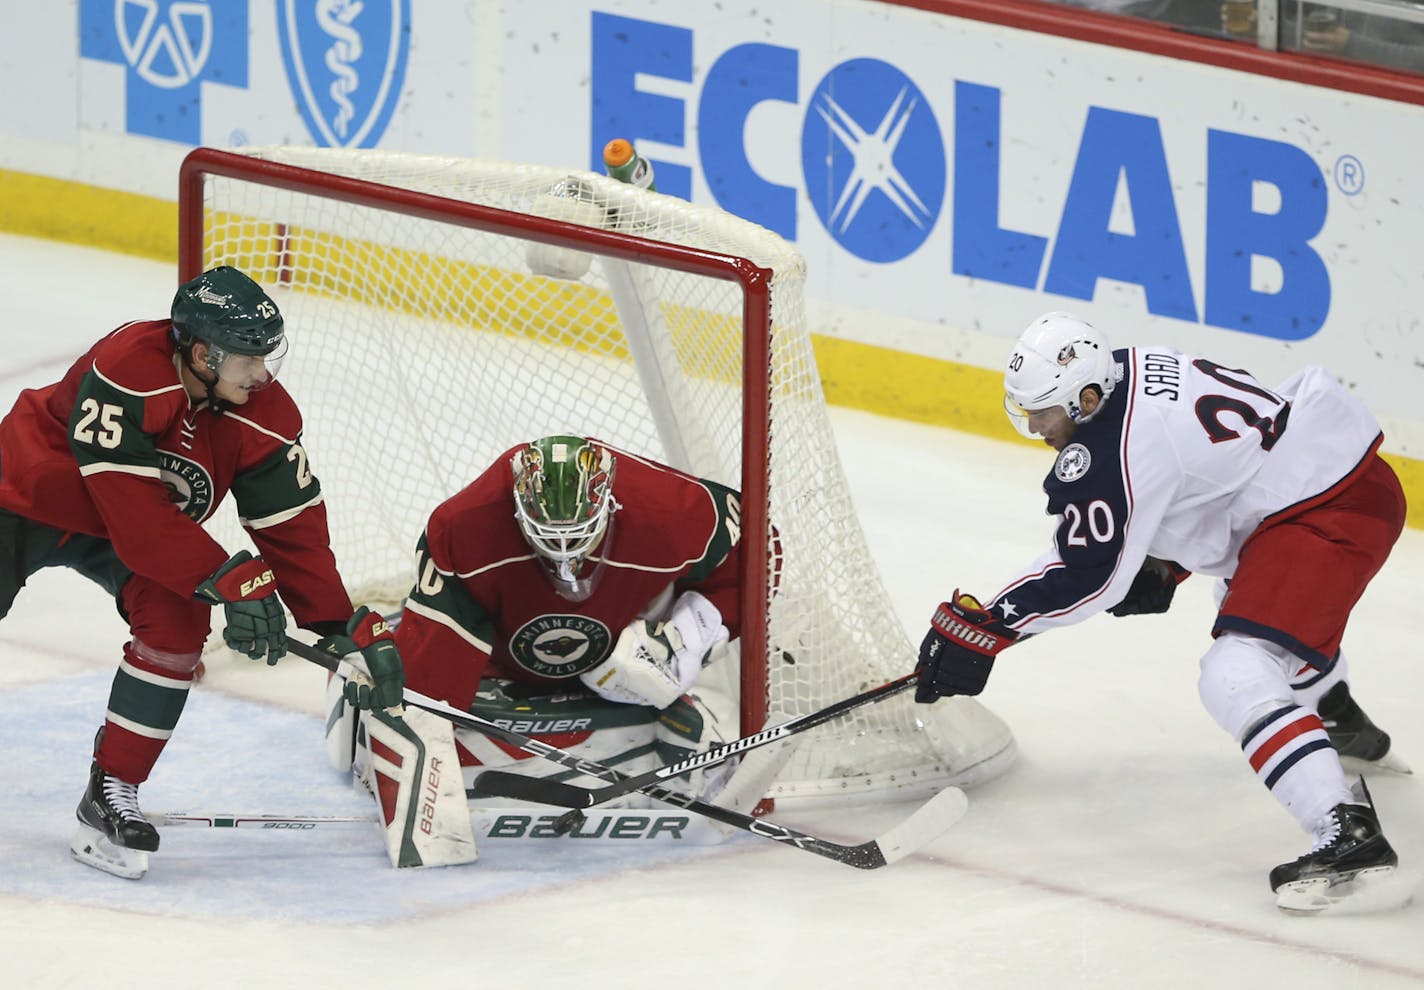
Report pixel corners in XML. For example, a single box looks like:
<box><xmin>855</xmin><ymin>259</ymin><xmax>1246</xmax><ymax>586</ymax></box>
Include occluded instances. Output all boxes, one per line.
<box><xmin>206</xmin><ymin>337</ymin><xmax>288</xmax><ymax>391</ymax></box>
<box><xmin>1004</xmin><ymin>393</ymin><xmax>1079</xmax><ymax>440</ymax></box>
<box><xmin>1004</xmin><ymin>393</ymin><xmax>1038</xmax><ymax>438</ymax></box>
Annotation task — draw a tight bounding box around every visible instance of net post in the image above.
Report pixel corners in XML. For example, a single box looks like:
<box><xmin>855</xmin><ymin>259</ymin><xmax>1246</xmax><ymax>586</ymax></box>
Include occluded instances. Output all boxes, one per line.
<box><xmin>738</xmin><ymin>261</ymin><xmax>773</xmax><ymax>742</ymax></box>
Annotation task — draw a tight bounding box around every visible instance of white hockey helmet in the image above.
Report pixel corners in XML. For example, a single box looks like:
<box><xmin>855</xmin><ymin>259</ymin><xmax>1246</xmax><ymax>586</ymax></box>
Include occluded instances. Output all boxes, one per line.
<box><xmin>1003</xmin><ymin>312</ymin><xmax>1116</xmax><ymax>438</ymax></box>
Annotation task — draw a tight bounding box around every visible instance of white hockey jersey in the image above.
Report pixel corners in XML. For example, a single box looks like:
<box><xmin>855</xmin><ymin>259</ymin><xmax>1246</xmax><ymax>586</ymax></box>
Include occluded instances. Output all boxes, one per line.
<box><xmin>991</xmin><ymin>347</ymin><xmax>1383</xmax><ymax>634</ymax></box>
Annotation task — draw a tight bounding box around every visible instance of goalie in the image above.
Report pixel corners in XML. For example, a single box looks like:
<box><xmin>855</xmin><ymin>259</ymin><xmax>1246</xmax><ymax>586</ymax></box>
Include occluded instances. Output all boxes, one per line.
<box><xmin>328</xmin><ymin>435</ymin><xmax>764</xmax><ymax>861</ymax></box>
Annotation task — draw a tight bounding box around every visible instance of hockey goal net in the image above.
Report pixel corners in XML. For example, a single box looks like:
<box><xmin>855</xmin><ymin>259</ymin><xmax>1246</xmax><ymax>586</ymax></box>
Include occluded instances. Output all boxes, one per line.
<box><xmin>179</xmin><ymin>146</ymin><xmax>1014</xmax><ymax>806</ymax></box>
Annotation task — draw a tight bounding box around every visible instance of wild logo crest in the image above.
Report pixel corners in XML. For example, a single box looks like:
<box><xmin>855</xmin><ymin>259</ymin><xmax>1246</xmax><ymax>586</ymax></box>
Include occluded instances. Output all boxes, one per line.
<box><xmin>509</xmin><ymin>614</ymin><xmax>613</xmax><ymax>678</ymax></box>
<box><xmin>159</xmin><ymin>451</ymin><xmax>216</xmax><ymax>521</ymax></box>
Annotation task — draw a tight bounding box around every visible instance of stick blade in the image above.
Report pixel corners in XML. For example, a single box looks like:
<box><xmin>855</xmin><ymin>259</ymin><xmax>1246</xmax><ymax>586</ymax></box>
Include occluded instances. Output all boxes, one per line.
<box><xmin>871</xmin><ymin>786</ymin><xmax>968</xmax><ymax>866</ymax></box>
<box><xmin>471</xmin><ymin>769</ymin><xmax>596</xmax><ymax>808</ymax></box>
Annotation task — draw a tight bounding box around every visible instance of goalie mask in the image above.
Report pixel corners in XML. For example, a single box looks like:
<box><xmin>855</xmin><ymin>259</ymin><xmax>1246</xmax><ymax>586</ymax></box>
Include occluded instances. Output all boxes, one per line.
<box><xmin>512</xmin><ymin>436</ymin><xmax>619</xmax><ymax>601</ymax></box>
<box><xmin>1003</xmin><ymin>311</ymin><xmax>1116</xmax><ymax>438</ymax></box>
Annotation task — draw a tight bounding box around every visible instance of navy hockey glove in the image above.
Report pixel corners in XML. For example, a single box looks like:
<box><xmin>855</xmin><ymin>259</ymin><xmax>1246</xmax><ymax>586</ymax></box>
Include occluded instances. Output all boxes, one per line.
<box><xmin>1107</xmin><ymin>557</ymin><xmax>1190</xmax><ymax>617</ymax></box>
<box><xmin>914</xmin><ymin>592</ymin><xmax>1019</xmax><ymax>703</ymax></box>
<box><xmin>316</xmin><ymin>607</ymin><xmax>405</xmax><ymax>711</ymax></box>
<box><xmin>195</xmin><ymin>550</ymin><xmax>287</xmax><ymax>665</ymax></box>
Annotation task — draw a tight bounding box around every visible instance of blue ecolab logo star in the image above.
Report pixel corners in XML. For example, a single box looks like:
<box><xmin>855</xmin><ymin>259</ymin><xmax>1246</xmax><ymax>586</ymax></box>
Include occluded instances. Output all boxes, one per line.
<box><xmin>277</xmin><ymin>0</ymin><xmax>410</xmax><ymax>148</ymax></box>
<box><xmin>800</xmin><ymin>59</ymin><xmax>946</xmax><ymax>264</ymax></box>
<box><xmin>79</xmin><ymin>0</ymin><xmax>248</xmax><ymax>145</ymax></box>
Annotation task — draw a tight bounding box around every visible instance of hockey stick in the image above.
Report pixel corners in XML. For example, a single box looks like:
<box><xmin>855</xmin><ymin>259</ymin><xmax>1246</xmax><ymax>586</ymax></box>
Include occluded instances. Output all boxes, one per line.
<box><xmin>154</xmin><ymin>813</ymin><xmax>375</xmax><ymax>829</ymax></box>
<box><xmin>290</xmin><ymin>640</ymin><xmax>961</xmax><ymax>868</ymax></box>
<box><xmin>150</xmin><ymin>808</ymin><xmax>732</xmax><ymax>844</ymax></box>
<box><xmin>473</xmin><ymin>672</ymin><xmax>920</xmax><ymax>809</ymax></box>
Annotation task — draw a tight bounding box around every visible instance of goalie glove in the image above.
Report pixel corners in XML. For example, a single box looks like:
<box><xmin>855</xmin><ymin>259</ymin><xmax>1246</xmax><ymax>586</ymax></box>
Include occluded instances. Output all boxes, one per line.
<box><xmin>1107</xmin><ymin>557</ymin><xmax>1190</xmax><ymax>617</ymax></box>
<box><xmin>914</xmin><ymin>591</ymin><xmax>1019</xmax><ymax>703</ymax></box>
<box><xmin>580</xmin><ymin>591</ymin><xmax>729</xmax><ymax>709</ymax></box>
<box><xmin>315</xmin><ymin>607</ymin><xmax>405</xmax><ymax>711</ymax></box>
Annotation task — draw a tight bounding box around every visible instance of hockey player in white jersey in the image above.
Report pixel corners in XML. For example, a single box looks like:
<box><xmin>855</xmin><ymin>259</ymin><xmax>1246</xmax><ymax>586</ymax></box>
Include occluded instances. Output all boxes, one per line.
<box><xmin>914</xmin><ymin>312</ymin><xmax>1408</xmax><ymax>913</ymax></box>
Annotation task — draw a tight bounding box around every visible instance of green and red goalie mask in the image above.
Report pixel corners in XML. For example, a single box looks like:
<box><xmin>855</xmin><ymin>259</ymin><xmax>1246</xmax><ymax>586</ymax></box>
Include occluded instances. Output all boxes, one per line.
<box><xmin>512</xmin><ymin>436</ymin><xmax>619</xmax><ymax>601</ymax></box>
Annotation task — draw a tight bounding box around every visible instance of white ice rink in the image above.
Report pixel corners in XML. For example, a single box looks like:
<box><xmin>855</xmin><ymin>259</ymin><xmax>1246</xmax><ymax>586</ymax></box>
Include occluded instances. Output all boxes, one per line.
<box><xmin>1</xmin><ymin>233</ymin><xmax>1421</xmax><ymax>988</ymax></box>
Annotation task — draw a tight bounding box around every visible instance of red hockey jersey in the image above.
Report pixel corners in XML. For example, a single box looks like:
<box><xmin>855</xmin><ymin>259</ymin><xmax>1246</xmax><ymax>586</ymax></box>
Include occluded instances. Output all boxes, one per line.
<box><xmin>396</xmin><ymin>442</ymin><xmax>743</xmax><ymax>710</ymax></box>
<box><xmin>0</xmin><ymin>320</ymin><xmax>351</xmax><ymax>626</ymax></box>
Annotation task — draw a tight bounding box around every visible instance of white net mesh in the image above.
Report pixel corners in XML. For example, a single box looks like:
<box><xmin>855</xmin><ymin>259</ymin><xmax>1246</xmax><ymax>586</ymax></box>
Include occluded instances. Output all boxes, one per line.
<box><xmin>191</xmin><ymin>146</ymin><xmax>1013</xmax><ymax>804</ymax></box>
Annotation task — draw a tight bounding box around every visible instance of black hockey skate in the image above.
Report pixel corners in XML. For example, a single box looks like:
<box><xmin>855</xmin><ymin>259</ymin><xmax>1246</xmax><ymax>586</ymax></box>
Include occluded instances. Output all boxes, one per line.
<box><xmin>1270</xmin><ymin>788</ymin><xmax>1399</xmax><ymax>914</ymax></box>
<box><xmin>1317</xmin><ymin>682</ymin><xmax>1411</xmax><ymax>774</ymax></box>
<box><xmin>70</xmin><ymin>761</ymin><xmax>160</xmax><ymax>880</ymax></box>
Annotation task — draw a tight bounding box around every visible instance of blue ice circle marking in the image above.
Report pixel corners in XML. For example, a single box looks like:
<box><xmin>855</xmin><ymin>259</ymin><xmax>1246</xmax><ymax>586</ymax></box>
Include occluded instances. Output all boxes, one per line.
<box><xmin>800</xmin><ymin>58</ymin><xmax>945</xmax><ymax>263</ymax></box>
<box><xmin>1333</xmin><ymin>154</ymin><xmax>1365</xmax><ymax>196</ymax></box>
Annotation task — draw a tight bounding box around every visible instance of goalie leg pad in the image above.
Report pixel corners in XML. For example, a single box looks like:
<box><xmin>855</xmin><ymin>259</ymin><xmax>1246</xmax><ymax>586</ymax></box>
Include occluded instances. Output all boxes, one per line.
<box><xmin>460</xmin><ymin>679</ymin><xmax>661</xmax><ymax>808</ymax></box>
<box><xmin>654</xmin><ymin>687</ymin><xmax>740</xmax><ymax>801</ymax></box>
<box><xmin>712</xmin><ymin>711</ymin><xmax>802</xmax><ymax>815</ymax></box>
<box><xmin>324</xmin><ymin>671</ymin><xmax>358</xmax><ymax>773</ymax></box>
<box><xmin>362</xmin><ymin>707</ymin><xmax>478</xmax><ymax>869</ymax></box>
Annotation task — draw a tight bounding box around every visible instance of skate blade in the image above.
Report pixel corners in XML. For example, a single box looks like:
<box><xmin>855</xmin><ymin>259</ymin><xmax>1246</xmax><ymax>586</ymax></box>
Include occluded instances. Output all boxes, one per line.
<box><xmin>1275</xmin><ymin>865</ymin><xmax>1411</xmax><ymax>915</ymax></box>
<box><xmin>70</xmin><ymin>824</ymin><xmax>150</xmax><ymax>880</ymax></box>
<box><xmin>1340</xmin><ymin>751</ymin><xmax>1413</xmax><ymax>776</ymax></box>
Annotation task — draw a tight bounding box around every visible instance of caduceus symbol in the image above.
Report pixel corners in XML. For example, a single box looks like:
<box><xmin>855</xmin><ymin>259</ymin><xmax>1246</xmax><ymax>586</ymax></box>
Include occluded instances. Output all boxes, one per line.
<box><xmin>317</xmin><ymin>0</ymin><xmax>364</xmax><ymax>140</ymax></box>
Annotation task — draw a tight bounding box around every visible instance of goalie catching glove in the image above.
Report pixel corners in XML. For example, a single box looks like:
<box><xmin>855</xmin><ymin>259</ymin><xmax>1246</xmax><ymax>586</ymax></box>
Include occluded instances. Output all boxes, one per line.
<box><xmin>194</xmin><ymin>550</ymin><xmax>287</xmax><ymax>665</ymax></box>
<box><xmin>580</xmin><ymin>591</ymin><xmax>729</xmax><ymax>709</ymax></box>
<box><xmin>315</xmin><ymin>606</ymin><xmax>405</xmax><ymax>711</ymax></box>
<box><xmin>915</xmin><ymin>591</ymin><xmax>1020</xmax><ymax>702</ymax></box>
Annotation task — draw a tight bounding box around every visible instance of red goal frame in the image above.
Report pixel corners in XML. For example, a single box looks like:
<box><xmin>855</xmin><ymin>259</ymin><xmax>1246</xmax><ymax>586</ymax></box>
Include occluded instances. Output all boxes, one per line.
<box><xmin>178</xmin><ymin>147</ymin><xmax>775</xmax><ymax>736</ymax></box>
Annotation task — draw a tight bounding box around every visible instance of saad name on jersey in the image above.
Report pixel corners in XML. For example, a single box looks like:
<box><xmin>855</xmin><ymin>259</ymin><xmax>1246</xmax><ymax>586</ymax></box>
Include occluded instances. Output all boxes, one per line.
<box><xmin>1142</xmin><ymin>351</ymin><xmax>1184</xmax><ymax>400</ymax></box>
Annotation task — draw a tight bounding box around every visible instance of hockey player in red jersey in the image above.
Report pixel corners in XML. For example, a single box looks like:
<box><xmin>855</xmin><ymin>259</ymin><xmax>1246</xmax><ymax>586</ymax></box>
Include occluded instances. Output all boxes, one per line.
<box><xmin>399</xmin><ymin>435</ymin><xmax>740</xmax><ymax>709</ymax></box>
<box><xmin>326</xmin><ymin>434</ymin><xmax>767</xmax><ymax>844</ymax></box>
<box><xmin>913</xmin><ymin>312</ymin><xmax>1408</xmax><ymax>913</ymax></box>
<box><xmin>0</xmin><ymin>266</ymin><xmax>404</xmax><ymax>880</ymax></box>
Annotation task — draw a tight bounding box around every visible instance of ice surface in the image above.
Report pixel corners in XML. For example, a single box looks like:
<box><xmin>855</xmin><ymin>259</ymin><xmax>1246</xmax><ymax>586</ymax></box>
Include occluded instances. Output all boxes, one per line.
<box><xmin>1</xmin><ymin>234</ymin><xmax>1421</xmax><ymax>988</ymax></box>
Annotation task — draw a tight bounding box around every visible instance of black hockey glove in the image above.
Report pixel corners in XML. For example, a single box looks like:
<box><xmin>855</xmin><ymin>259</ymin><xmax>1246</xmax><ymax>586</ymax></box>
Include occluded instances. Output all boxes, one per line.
<box><xmin>1107</xmin><ymin>557</ymin><xmax>1190</xmax><ymax>617</ymax></box>
<box><xmin>914</xmin><ymin>592</ymin><xmax>1019</xmax><ymax>703</ymax></box>
<box><xmin>316</xmin><ymin>607</ymin><xmax>405</xmax><ymax>711</ymax></box>
<box><xmin>194</xmin><ymin>550</ymin><xmax>287</xmax><ymax>665</ymax></box>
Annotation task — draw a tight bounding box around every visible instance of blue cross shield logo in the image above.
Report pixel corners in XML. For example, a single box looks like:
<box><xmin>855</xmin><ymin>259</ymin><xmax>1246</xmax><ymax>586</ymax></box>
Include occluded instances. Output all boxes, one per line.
<box><xmin>79</xmin><ymin>0</ymin><xmax>249</xmax><ymax>145</ymax></box>
<box><xmin>277</xmin><ymin>0</ymin><xmax>411</xmax><ymax>148</ymax></box>
<box><xmin>800</xmin><ymin>59</ymin><xmax>946</xmax><ymax>263</ymax></box>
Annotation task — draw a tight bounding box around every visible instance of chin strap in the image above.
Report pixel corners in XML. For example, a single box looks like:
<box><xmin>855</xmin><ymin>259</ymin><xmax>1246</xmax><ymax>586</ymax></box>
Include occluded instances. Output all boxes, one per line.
<box><xmin>185</xmin><ymin>357</ymin><xmax>229</xmax><ymax>417</ymax></box>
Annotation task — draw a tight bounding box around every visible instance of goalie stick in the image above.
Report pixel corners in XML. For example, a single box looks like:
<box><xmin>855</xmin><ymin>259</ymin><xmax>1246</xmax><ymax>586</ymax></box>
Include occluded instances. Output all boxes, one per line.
<box><xmin>151</xmin><ymin>809</ymin><xmax>732</xmax><ymax>844</ymax></box>
<box><xmin>290</xmin><ymin>640</ymin><xmax>963</xmax><ymax>869</ymax></box>
<box><xmin>474</xmin><ymin>673</ymin><xmax>920</xmax><ymax>809</ymax></box>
